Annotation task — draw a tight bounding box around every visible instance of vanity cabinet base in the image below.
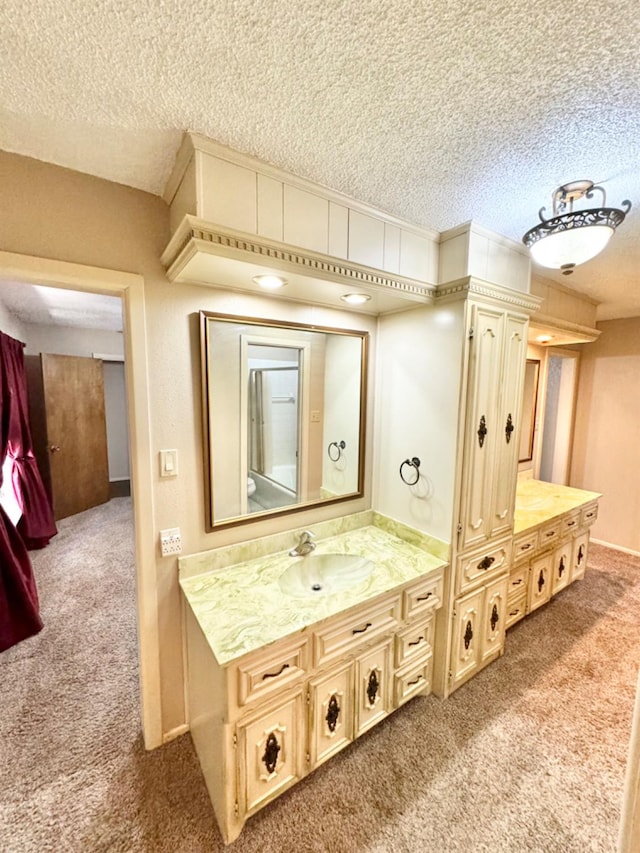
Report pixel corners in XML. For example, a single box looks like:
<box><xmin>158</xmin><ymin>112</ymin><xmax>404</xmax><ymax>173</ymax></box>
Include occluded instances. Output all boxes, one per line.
<box><xmin>185</xmin><ymin>569</ymin><xmax>444</xmax><ymax>844</ymax></box>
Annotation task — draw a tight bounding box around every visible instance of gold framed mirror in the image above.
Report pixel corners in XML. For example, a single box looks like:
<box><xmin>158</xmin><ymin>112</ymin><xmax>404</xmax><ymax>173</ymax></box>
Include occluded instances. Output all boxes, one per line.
<box><xmin>519</xmin><ymin>358</ymin><xmax>540</xmax><ymax>463</ymax></box>
<box><xmin>200</xmin><ymin>311</ymin><xmax>368</xmax><ymax>530</ymax></box>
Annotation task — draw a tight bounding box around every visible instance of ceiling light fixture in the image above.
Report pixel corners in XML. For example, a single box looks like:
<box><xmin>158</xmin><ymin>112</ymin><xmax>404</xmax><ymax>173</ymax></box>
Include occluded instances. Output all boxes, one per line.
<box><xmin>340</xmin><ymin>293</ymin><xmax>371</xmax><ymax>305</ymax></box>
<box><xmin>522</xmin><ymin>180</ymin><xmax>631</xmax><ymax>275</ymax></box>
<box><xmin>253</xmin><ymin>274</ymin><xmax>287</xmax><ymax>290</ymax></box>
<box><xmin>535</xmin><ymin>334</ymin><xmax>554</xmax><ymax>344</ymax></box>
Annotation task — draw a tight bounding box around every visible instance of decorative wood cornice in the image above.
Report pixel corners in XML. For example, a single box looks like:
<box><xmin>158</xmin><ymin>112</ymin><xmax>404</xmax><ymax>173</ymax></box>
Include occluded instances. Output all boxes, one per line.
<box><xmin>435</xmin><ymin>277</ymin><xmax>543</xmax><ymax>314</ymax></box>
<box><xmin>161</xmin><ymin>216</ymin><xmax>437</xmax><ymax>304</ymax></box>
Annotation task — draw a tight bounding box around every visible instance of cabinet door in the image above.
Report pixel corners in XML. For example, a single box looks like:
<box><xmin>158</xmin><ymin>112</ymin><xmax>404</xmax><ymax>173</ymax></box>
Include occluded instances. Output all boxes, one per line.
<box><xmin>355</xmin><ymin>640</ymin><xmax>392</xmax><ymax>737</ymax></box>
<box><xmin>481</xmin><ymin>576</ymin><xmax>508</xmax><ymax>663</ymax></box>
<box><xmin>450</xmin><ymin>587</ymin><xmax>484</xmax><ymax>686</ymax></box>
<box><xmin>236</xmin><ymin>690</ymin><xmax>304</xmax><ymax>818</ymax></box>
<box><xmin>459</xmin><ymin>305</ymin><xmax>504</xmax><ymax>551</ymax></box>
<box><xmin>551</xmin><ymin>539</ymin><xmax>572</xmax><ymax>596</ymax></box>
<box><xmin>308</xmin><ymin>661</ymin><xmax>354</xmax><ymax>768</ymax></box>
<box><xmin>572</xmin><ymin>533</ymin><xmax>589</xmax><ymax>582</ymax></box>
<box><xmin>489</xmin><ymin>314</ymin><xmax>528</xmax><ymax>539</ymax></box>
<box><xmin>528</xmin><ymin>553</ymin><xmax>552</xmax><ymax>613</ymax></box>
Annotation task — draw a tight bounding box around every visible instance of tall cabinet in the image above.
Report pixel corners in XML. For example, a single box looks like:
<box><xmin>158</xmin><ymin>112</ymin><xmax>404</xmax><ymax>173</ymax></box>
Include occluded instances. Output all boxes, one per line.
<box><xmin>447</xmin><ymin>297</ymin><xmax>531</xmax><ymax>695</ymax></box>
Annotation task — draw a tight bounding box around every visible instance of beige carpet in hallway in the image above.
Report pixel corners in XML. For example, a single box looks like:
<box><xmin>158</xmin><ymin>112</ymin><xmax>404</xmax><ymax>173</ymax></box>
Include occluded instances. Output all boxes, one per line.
<box><xmin>1</xmin><ymin>498</ymin><xmax>639</xmax><ymax>852</ymax></box>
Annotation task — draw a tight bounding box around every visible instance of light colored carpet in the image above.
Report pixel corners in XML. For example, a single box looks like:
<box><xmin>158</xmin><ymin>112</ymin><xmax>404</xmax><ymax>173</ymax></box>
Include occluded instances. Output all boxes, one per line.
<box><xmin>1</xmin><ymin>499</ymin><xmax>639</xmax><ymax>852</ymax></box>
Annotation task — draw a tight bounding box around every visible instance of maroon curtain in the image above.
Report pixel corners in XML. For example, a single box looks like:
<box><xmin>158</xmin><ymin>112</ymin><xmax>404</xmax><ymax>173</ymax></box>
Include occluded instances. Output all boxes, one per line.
<box><xmin>0</xmin><ymin>330</ymin><xmax>54</xmax><ymax>652</ymax></box>
<box><xmin>0</xmin><ymin>333</ymin><xmax>57</xmax><ymax>549</ymax></box>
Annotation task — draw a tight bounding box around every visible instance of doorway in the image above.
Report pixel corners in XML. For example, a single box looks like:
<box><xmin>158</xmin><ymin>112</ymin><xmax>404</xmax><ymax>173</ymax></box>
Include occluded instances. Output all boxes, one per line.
<box><xmin>539</xmin><ymin>348</ymin><xmax>580</xmax><ymax>485</ymax></box>
<box><xmin>0</xmin><ymin>251</ymin><xmax>159</xmax><ymax>748</ymax></box>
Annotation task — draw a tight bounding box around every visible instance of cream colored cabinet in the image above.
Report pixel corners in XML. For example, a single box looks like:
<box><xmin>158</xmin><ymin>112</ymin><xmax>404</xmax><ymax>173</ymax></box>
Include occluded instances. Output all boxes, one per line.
<box><xmin>450</xmin><ymin>575</ymin><xmax>508</xmax><ymax>690</ymax></box>
<box><xmin>185</xmin><ymin>567</ymin><xmax>444</xmax><ymax>844</ymax></box>
<box><xmin>528</xmin><ymin>552</ymin><xmax>552</xmax><ymax>613</ymax></box>
<box><xmin>551</xmin><ymin>539</ymin><xmax>573</xmax><ymax>596</ymax></box>
<box><xmin>572</xmin><ymin>532</ymin><xmax>589</xmax><ymax>582</ymax></box>
<box><xmin>458</xmin><ymin>304</ymin><xmax>528</xmax><ymax>553</ymax></box>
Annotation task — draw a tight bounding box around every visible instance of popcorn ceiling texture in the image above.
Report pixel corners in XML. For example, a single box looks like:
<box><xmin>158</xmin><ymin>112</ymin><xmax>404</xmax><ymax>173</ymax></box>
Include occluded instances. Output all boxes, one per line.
<box><xmin>1</xmin><ymin>0</ymin><xmax>639</xmax><ymax>317</ymax></box>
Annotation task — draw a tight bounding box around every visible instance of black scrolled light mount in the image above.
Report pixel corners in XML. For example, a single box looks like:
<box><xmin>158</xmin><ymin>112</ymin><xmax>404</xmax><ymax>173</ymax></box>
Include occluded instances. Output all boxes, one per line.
<box><xmin>400</xmin><ymin>456</ymin><xmax>421</xmax><ymax>485</ymax></box>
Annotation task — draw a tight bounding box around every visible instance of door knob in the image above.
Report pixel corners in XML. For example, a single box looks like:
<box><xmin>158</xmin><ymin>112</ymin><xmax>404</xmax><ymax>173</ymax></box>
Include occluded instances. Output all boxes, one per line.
<box><xmin>49</xmin><ymin>445</ymin><xmax>61</xmax><ymax>453</ymax></box>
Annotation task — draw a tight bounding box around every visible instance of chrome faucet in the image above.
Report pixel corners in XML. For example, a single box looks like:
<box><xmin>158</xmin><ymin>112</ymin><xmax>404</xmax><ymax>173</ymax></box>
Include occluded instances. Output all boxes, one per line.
<box><xmin>289</xmin><ymin>530</ymin><xmax>316</xmax><ymax>557</ymax></box>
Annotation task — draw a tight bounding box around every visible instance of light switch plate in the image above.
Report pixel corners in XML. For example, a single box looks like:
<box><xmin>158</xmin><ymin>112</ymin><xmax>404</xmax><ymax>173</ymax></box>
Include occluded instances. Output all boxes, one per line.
<box><xmin>159</xmin><ymin>449</ymin><xmax>178</xmax><ymax>478</ymax></box>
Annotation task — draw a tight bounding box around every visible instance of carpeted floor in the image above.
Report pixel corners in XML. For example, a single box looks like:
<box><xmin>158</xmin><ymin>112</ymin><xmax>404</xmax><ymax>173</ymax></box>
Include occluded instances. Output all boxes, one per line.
<box><xmin>1</xmin><ymin>498</ymin><xmax>639</xmax><ymax>852</ymax></box>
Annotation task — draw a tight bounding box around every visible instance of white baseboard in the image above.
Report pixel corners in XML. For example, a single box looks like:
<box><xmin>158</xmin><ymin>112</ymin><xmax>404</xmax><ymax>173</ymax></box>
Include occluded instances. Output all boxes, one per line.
<box><xmin>591</xmin><ymin>538</ymin><xmax>640</xmax><ymax>558</ymax></box>
<box><xmin>162</xmin><ymin>723</ymin><xmax>189</xmax><ymax>744</ymax></box>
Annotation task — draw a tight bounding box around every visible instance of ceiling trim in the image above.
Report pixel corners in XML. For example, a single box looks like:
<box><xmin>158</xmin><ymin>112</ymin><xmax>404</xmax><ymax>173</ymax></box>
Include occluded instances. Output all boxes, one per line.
<box><xmin>161</xmin><ymin>215</ymin><xmax>436</xmax><ymax>306</ymax></box>
<box><xmin>434</xmin><ymin>276</ymin><xmax>543</xmax><ymax>313</ymax></box>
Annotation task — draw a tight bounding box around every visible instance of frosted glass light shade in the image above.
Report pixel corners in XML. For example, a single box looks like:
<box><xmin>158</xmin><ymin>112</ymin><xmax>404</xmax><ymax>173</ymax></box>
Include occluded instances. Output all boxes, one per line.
<box><xmin>529</xmin><ymin>224</ymin><xmax>614</xmax><ymax>269</ymax></box>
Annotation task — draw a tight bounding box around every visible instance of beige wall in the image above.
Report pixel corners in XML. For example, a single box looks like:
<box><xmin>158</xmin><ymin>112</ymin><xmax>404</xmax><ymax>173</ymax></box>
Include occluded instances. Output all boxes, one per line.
<box><xmin>571</xmin><ymin>318</ymin><xmax>640</xmax><ymax>553</ymax></box>
<box><xmin>0</xmin><ymin>151</ymin><xmax>375</xmax><ymax>737</ymax></box>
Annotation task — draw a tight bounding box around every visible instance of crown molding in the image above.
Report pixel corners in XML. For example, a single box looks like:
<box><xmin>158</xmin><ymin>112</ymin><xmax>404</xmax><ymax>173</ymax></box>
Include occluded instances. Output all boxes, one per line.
<box><xmin>161</xmin><ymin>216</ymin><xmax>436</xmax><ymax>306</ymax></box>
<box><xmin>434</xmin><ymin>277</ymin><xmax>543</xmax><ymax>313</ymax></box>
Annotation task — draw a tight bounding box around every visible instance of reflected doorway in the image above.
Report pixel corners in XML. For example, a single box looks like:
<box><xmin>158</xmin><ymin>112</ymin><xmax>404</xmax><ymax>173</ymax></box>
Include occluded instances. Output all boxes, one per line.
<box><xmin>539</xmin><ymin>349</ymin><xmax>580</xmax><ymax>485</ymax></box>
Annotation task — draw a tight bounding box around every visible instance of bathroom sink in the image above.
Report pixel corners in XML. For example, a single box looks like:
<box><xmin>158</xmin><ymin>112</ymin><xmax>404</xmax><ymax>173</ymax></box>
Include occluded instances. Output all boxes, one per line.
<box><xmin>278</xmin><ymin>553</ymin><xmax>374</xmax><ymax>597</ymax></box>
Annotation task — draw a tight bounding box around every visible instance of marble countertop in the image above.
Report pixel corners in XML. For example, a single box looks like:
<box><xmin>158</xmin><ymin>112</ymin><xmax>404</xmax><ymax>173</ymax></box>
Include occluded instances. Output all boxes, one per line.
<box><xmin>180</xmin><ymin>524</ymin><xmax>447</xmax><ymax>667</ymax></box>
<box><xmin>514</xmin><ymin>479</ymin><xmax>601</xmax><ymax>534</ymax></box>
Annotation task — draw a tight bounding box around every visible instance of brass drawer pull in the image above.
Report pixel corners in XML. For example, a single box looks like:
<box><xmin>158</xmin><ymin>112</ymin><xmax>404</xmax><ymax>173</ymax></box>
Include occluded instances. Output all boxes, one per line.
<box><xmin>509</xmin><ymin>609</ymin><xmax>520</xmax><ymax>617</ymax></box>
<box><xmin>585</xmin><ymin>511</ymin><xmax>595</xmax><ymax>518</ymax></box>
<box><xmin>477</xmin><ymin>555</ymin><xmax>495</xmax><ymax>571</ymax></box>
<box><xmin>566</xmin><ymin>520</ymin><xmax>576</xmax><ymax>527</ymax></box>
<box><xmin>352</xmin><ymin>622</ymin><xmax>372</xmax><ymax>635</ymax></box>
<box><xmin>416</xmin><ymin>592</ymin><xmax>433</xmax><ymax>602</ymax></box>
<box><xmin>262</xmin><ymin>663</ymin><xmax>290</xmax><ymax>680</ymax></box>
<box><xmin>511</xmin><ymin>578</ymin><xmax>523</xmax><ymax>586</ymax></box>
<box><xmin>545</xmin><ymin>531</ymin><xmax>556</xmax><ymax>538</ymax></box>
<box><xmin>407</xmin><ymin>674</ymin><xmax>425</xmax><ymax>687</ymax></box>
<box><xmin>408</xmin><ymin>636</ymin><xmax>425</xmax><ymax>647</ymax></box>
<box><xmin>520</xmin><ymin>543</ymin><xmax>532</xmax><ymax>551</ymax></box>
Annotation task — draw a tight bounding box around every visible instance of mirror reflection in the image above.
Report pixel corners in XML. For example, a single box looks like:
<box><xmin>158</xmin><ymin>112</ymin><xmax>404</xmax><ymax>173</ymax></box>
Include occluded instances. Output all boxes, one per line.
<box><xmin>519</xmin><ymin>358</ymin><xmax>540</xmax><ymax>463</ymax></box>
<box><xmin>200</xmin><ymin>312</ymin><xmax>368</xmax><ymax>529</ymax></box>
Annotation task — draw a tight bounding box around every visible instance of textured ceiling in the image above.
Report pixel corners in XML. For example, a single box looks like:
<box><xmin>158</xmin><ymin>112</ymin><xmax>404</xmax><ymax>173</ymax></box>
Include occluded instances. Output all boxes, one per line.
<box><xmin>1</xmin><ymin>0</ymin><xmax>639</xmax><ymax>320</ymax></box>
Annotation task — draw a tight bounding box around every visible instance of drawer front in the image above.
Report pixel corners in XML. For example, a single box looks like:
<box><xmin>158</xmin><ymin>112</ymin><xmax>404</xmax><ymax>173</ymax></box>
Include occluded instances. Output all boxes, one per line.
<box><xmin>237</xmin><ymin>690</ymin><xmax>304</xmax><ymax>817</ymax></box>
<box><xmin>505</xmin><ymin>592</ymin><xmax>527</xmax><ymax>629</ymax></box>
<box><xmin>355</xmin><ymin>639</ymin><xmax>392</xmax><ymax>736</ymax></box>
<box><xmin>456</xmin><ymin>538</ymin><xmax>512</xmax><ymax>595</ymax></box>
<box><xmin>580</xmin><ymin>502</ymin><xmax>599</xmax><ymax>528</ymax></box>
<box><xmin>551</xmin><ymin>540</ymin><xmax>572</xmax><ymax>596</ymax></box>
<box><xmin>394</xmin><ymin>655</ymin><xmax>433</xmax><ymax>708</ymax></box>
<box><xmin>562</xmin><ymin>512</ymin><xmax>580</xmax><ymax>536</ymax></box>
<box><xmin>539</xmin><ymin>520</ymin><xmax>562</xmax><ymax>551</ymax></box>
<box><xmin>507</xmin><ymin>564</ymin><xmax>529</xmax><ymax>602</ymax></box>
<box><xmin>572</xmin><ymin>532</ymin><xmax>589</xmax><ymax>581</ymax></box>
<box><xmin>308</xmin><ymin>661</ymin><xmax>354</xmax><ymax>768</ymax></box>
<box><xmin>394</xmin><ymin>616</ymin><xmax>434</xmax><ymax>669</ymax></box>
<box><xmin>236</xmin><ymin>635</ymin><xmax>309</xmax><ymax>707</ymax></box>
<box><xmin>314</xmin><ymin>595</ymin><xmax>400</xmax><ymax>668</ymax></box>
<box><xmin>528</xmin><ymin>553</ymin><xmax>552</xmax><ymax>612</ymax></box>
<box><xmin>402</xmin><ymin>570</ymin><xmax>444</xmax><ymax>620</ymax></box>
<box><xmin>513</xmin><ymin>531</ymin><xmax>538</xmax><ymax>563</ymax></box>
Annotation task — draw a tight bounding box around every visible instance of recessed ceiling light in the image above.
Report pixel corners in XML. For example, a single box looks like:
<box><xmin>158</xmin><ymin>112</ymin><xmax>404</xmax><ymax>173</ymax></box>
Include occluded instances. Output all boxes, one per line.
<box><xmin>536</xmin><ymin>334</ymin><xmax>554</xmax><ymax>343</ymax></box>
<box><xmin>253</xmin><ymin>274</ymin><xmax>287</xmax><ymax>290</ymax></box>
<box><xmin>340</xmin><ymin>293</ymin><xmax>371</xmax><ymax>305</ymax></box>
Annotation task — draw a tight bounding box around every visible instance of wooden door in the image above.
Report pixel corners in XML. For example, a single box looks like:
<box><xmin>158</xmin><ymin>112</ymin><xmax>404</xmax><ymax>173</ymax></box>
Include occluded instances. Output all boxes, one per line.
<box><xmin>39</xmin><ymin>354</ymin><xmax>109</xmax><ymax>520</ymax></box>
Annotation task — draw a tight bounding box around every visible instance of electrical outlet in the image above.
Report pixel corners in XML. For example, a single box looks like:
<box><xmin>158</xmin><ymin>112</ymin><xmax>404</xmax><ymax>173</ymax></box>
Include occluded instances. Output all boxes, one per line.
<box><xmin>160</xmin><ymin>527</ymin><xmax>182</xmax><ymax>556</ymax></box>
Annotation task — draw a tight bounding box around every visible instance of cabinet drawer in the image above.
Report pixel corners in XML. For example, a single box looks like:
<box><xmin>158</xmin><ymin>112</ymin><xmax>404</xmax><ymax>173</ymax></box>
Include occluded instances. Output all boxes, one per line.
<box><xmin>456</xmin><ymin>538</ymin><xmax>511</xmax><ymax>595</ymax></box>
<box><xmin>394</xmin><ymin>655</ymin><xmax>433</xmax><ymax>708</ymax></box>
<box><xmin>313</xmin><ymin>595</ymin><xmax>400</xmax><ymax>668</ymax></box>
<box><xmin>562</xmin><ymin>512</ymin><xmax>580</xmax><ymax>536</ymax></box>
<box><xmin>507</xmin><ymin>564</ymin><xmax>528</xmax><ymax>601</ymax></box>
<box><xmin>506</xmin><ymin>592</ymin><xmax>527</xmax><ymax>629</ymax></box>
<box><xmin>580</xmin><ymin>502</ymin><xmax>599</xmax><ymax>528</ymax></box>
<box><xmin>236</xmin><ymin>635</ymin><xmax>309</xmax><ymax>707</ymax></box>
<box><xmin>539</xmin><ymin>520</ymin><xmax>561</xmax><ymax>551</ymax></box>
<box><xmin>513</xmin><ymin>531</ymin><xmax>538</xmax><ymax>563</ymax></box>
<box><xmin>402</xmin><ymin>570</ymin><xmax>444</xmax><ymax>620</ymax></box>
<box><xmin>394</xmin><ymin>616</ymin><xmax>434</xmax><ymax>669</ymax></box>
